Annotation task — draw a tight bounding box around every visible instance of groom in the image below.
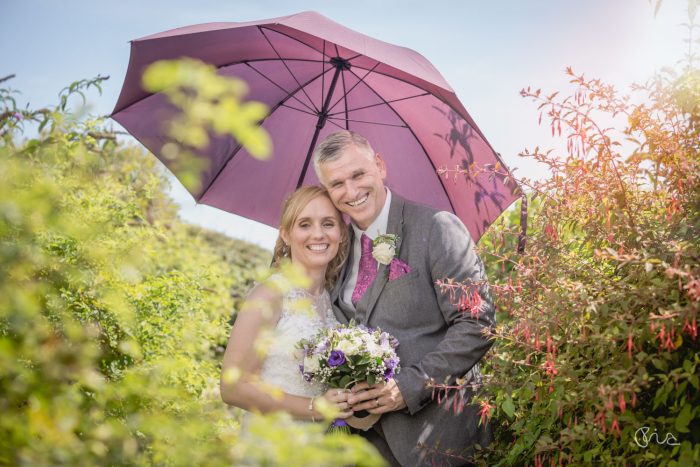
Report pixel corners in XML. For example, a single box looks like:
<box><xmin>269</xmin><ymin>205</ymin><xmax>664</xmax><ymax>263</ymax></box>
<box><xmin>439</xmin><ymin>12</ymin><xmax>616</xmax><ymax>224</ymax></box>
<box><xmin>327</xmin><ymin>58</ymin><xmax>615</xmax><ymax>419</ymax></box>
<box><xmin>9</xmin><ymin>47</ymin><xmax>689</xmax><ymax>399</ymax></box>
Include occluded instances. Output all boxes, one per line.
<box><xmin>314</xmin><ymin>130</ymin><xmax>495</xmax><ymax>466</ymax></box>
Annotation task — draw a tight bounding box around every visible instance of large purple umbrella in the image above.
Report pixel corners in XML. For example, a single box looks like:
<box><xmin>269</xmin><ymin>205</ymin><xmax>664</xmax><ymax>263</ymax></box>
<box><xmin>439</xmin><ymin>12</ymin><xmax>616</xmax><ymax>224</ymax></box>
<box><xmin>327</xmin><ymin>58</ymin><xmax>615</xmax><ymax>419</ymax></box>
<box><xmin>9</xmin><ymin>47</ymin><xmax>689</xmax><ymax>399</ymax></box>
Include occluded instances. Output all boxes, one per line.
<box><xmin>112</xmin><ymin>11</ymin><xmax>520</xmax><ymax>242</ymax></box>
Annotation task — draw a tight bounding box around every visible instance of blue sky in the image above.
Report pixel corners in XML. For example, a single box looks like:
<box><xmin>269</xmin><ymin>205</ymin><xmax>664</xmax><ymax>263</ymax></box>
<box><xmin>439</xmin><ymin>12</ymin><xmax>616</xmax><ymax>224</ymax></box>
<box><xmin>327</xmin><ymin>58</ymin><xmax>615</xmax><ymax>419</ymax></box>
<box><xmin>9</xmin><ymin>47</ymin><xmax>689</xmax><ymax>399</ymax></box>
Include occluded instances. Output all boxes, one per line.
<box><xmin>1</xmin><ymin>0</ymin><xmax>688</xmax><ymax>249</ymax></box>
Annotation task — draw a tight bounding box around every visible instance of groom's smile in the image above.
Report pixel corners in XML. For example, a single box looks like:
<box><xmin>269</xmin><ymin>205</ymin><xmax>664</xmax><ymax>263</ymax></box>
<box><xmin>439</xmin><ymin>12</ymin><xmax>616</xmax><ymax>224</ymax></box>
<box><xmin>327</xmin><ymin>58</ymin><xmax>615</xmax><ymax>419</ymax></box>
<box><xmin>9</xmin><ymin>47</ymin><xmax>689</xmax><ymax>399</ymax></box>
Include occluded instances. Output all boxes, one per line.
<box><xmin>346</xmin><ymin>193</ymin><xmax>369</xmax><ymax>208</ymax></box>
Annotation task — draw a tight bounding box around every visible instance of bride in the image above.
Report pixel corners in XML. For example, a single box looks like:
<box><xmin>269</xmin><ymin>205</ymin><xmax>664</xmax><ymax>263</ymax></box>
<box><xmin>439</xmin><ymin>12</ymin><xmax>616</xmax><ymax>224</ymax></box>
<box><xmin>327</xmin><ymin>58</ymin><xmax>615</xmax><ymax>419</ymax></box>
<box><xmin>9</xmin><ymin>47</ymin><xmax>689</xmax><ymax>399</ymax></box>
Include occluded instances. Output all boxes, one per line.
<box><xmin>220</xmin><ymin>186</ymin><xmax>353</xmax><ymax>421</ymax></box>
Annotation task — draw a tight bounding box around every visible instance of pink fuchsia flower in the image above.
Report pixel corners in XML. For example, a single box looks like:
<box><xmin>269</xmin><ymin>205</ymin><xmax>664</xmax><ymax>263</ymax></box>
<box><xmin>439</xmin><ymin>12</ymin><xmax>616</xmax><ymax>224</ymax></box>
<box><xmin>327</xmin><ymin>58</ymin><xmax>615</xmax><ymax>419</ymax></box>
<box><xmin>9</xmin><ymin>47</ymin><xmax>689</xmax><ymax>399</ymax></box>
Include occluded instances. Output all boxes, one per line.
<box><xmin>610</xmin><ymin>416</ymin><xmax>621</xmax><ymax>436</ymax></box>
<box><xmin>457</xmin><ymin>288</ymin><xmax>481</xmax><ymax>318</ymax></box>
<box><xmin>618</xmin><ymin>393</ymin><xmax>626</xmax><ymax>413</ymax></box>
<box><xmin>478</xmin><ymin>400</ymin><xmax>493</xmax><ymax>425</ymax></box>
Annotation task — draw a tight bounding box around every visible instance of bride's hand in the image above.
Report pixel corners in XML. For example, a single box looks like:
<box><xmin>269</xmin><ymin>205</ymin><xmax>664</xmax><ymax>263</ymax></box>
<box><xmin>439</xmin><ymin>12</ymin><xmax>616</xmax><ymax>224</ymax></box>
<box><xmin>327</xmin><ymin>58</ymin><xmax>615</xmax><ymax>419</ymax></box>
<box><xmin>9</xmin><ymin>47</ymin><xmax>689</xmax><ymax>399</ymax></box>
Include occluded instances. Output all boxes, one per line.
<box><xmin>321</xmin><ymin>388</ymin><xmax>353</xmax><ymax>419</ymax></box>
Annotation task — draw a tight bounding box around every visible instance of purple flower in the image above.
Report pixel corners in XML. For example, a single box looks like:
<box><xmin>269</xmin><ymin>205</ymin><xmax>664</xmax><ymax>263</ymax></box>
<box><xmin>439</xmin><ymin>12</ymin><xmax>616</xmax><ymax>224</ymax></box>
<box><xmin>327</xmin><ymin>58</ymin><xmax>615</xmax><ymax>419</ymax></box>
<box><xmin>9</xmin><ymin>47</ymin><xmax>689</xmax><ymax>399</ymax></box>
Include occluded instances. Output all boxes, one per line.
<box><xmin>380</xmin><ymin>332</ymin><xmax>390</xmax><ymax>348</ymax></box>
<box><xmin>384</xmin><ymin>367</ymin><xmax>395</xmax><ymax>380</ymax></box>
<box><xmin>384</xmin><ymin>358</ymin><xmax>398</xmax><ymax>370</ymax></box>
<box><xmin>327</xmin><ymin>350</ymin><xmax>346</xmax><ymax>367</ymax></box>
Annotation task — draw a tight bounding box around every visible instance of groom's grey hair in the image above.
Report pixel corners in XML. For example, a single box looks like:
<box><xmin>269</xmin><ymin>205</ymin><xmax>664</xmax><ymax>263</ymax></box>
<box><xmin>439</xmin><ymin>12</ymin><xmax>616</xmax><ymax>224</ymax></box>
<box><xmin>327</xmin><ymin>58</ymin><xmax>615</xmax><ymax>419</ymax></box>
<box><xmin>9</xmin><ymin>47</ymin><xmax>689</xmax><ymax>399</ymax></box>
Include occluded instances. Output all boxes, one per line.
<box><xmin>312</xmin><ymin>130</ymin><xmax>375</xmax><ymax>181</ymax></box>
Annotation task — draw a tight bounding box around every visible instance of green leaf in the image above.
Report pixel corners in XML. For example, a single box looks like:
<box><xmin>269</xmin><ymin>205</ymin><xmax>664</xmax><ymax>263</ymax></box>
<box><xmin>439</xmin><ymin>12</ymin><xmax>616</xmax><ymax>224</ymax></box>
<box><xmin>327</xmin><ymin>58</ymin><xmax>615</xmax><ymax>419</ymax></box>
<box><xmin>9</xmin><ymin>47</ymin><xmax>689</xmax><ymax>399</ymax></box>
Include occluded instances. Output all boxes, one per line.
<box><xmin>339</xmin><ymin>375</ymin><xmax>352</xmax><ymax>389</ymax></box>
<box><xmin>652</xmin><ymin>358</ymin><xmax>668</xmax><ymax>372</ymax></box>
<box><xmin>367</xmin><ymin>374</ymin><xmax>376</xmax><ymax>387</ymax></box>
<box><xmin>502</xmin><ymin>396</ymin><xmax>515</xmax><ymax>419</ymax></box>
<box><xmin>675</xmin><ymin>403</ymin><xmax>692</xmax><ymax>433</ymax></box>
<box><xmin>367</xmin><ymin>375</ymin><xmax>377</xmax><ymax>386</ymax></box>
<box><xmin>682</xmin><ymin>358</ymin><xmax>693</xmax><ymax>373</ymax></box>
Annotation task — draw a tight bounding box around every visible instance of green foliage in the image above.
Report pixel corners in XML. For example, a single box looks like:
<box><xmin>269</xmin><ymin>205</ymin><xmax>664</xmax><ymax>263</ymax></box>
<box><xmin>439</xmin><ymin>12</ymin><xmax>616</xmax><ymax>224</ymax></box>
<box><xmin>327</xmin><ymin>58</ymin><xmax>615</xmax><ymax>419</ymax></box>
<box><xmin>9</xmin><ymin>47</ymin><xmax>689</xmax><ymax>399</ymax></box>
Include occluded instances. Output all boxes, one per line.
<box><xmin>236</xmin><ymin>413</ymin><xmax>383</xmax><ymax>466</ymax></box>
<box><xmin>472</xmin><ymin>65</ymin><xmax>700</xmax><ymax>466</ymax></box>
<box><xmin>0</xmin><ymin>76</ymin><xmax>382</xmax><ymax>465</ymax></box>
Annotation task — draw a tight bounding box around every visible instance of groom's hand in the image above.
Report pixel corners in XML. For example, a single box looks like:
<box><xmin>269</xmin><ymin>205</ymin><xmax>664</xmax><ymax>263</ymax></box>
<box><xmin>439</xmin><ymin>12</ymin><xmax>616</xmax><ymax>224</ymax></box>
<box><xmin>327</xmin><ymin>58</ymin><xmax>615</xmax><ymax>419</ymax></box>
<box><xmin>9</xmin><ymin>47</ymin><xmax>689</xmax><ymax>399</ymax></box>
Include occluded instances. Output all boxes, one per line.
<box><xmin>347</xmin><ymin>379</ymin><xmax>406</xmax><ymax>414</ymax></box>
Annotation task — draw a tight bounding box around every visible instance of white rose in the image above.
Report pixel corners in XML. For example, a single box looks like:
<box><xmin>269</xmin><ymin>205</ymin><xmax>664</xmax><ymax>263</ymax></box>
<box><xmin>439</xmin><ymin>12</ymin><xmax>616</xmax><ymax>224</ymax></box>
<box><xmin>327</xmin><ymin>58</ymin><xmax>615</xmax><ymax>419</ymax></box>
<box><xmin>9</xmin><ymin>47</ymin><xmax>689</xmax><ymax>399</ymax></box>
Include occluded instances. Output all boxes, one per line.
<box><xmin>303</xmin><ymin>355</ymin><xmax>320</xmax><ymax>373</ymax></box>
<box><xmin>372</xmin><ymin>242</ymin><xmax>395</xmax><ymax>265</ymax></box>
<box><xmin>336</xmin><ymin>339</ymin><xmax>358</xmax><ymax>355</ymax></box>
<box><xmin>365</xmin><ymin>341</ymin><xmax>381</xmax><ymax>357</ymax></box>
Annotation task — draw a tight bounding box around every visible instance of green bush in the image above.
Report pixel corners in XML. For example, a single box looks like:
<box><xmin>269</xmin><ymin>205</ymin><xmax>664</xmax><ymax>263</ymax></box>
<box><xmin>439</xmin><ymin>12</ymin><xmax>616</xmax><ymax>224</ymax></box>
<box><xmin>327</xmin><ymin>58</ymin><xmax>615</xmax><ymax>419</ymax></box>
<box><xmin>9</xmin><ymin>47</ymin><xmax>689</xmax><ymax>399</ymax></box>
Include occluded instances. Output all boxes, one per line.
<box><xmin>0</xmin><ymin>76</ymin><xmax>382</xmax><ymax>466</ymax></box>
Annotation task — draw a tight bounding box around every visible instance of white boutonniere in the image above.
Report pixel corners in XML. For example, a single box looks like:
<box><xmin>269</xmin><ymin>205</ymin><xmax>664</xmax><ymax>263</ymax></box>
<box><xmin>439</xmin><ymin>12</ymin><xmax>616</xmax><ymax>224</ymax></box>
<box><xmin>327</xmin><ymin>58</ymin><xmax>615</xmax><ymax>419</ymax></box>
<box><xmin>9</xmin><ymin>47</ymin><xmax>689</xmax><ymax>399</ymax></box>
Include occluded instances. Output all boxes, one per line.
<box><xmin>372</xmin><ymin>233</ymin><xmax>399</xmax><ymax>265</ymax></box>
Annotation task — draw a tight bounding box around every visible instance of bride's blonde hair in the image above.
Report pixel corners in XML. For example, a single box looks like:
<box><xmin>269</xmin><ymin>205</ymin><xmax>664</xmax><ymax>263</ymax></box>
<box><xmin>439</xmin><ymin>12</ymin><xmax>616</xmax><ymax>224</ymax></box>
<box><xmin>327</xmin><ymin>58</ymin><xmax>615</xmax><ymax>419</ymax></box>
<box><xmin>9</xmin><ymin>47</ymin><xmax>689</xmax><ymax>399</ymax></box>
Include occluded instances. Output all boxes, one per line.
<box><xmin>271</xmin><ymin>186</ymin><xmax>349</xmax><ymax>289</ymax></box>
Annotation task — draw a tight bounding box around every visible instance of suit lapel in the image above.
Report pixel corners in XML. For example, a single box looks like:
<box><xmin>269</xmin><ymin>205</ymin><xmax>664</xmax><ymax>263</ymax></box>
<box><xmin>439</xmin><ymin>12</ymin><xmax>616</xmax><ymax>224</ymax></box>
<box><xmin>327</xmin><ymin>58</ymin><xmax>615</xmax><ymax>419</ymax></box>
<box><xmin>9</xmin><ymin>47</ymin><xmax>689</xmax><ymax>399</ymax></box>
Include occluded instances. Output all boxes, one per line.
<box><xmin>356</xmin><ymin>194</ymin><xmax>405</xmax><ymax>325</ymax></box>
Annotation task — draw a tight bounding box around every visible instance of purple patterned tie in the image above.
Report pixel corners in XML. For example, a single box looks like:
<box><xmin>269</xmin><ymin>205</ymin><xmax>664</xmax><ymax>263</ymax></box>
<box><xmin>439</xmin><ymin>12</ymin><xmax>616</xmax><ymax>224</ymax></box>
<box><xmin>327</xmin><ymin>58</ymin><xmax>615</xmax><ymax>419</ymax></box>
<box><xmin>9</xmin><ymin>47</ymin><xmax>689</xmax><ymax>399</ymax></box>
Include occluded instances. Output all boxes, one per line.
<box><xmin>351</xmin><ymin>233</ymin><xmax>378</xmax><ymax>306</ymax></box>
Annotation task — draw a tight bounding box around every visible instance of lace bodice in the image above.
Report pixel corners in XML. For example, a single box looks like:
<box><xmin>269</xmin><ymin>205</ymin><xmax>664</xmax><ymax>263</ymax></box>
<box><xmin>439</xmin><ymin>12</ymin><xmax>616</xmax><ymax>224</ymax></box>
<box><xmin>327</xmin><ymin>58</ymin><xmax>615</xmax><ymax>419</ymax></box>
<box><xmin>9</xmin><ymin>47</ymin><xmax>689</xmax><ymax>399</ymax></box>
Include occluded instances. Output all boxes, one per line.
<box><xmin>258</xmin><ymin>284</ymin><xmax>338</xmax><ymax>398</ymax></box>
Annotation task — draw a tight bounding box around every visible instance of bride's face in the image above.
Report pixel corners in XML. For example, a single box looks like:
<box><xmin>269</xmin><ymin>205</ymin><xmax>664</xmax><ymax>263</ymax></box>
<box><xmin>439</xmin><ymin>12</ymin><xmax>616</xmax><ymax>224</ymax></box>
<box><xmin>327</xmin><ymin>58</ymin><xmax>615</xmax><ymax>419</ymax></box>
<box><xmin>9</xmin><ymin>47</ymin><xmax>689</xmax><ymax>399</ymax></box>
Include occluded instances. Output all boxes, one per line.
<box><xmin>282</xmin><ymin>195</ymin><xmax>342</xmax><ymax>273</ymax></box>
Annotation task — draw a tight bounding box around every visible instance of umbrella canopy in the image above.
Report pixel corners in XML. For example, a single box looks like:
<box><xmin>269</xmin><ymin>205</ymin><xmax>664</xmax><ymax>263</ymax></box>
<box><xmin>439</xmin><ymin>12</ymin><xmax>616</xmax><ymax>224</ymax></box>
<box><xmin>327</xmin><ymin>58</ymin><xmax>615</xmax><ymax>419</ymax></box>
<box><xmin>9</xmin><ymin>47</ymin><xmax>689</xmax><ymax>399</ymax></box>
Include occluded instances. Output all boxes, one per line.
<box><xmin>112</xmin><ymin>11</ymin><xmax>520</xmax><ymax>242</ymax></box>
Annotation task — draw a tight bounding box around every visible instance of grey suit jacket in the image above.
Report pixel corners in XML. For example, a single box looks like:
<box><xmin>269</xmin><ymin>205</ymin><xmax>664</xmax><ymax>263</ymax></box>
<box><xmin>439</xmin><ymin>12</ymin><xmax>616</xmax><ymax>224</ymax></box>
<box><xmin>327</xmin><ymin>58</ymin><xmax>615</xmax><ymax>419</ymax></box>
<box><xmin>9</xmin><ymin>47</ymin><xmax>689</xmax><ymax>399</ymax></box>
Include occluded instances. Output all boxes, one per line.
<box><xmin>331</xmin><ymin>193</ymin><xmax>495</xmax><ymax>466</ymax></box>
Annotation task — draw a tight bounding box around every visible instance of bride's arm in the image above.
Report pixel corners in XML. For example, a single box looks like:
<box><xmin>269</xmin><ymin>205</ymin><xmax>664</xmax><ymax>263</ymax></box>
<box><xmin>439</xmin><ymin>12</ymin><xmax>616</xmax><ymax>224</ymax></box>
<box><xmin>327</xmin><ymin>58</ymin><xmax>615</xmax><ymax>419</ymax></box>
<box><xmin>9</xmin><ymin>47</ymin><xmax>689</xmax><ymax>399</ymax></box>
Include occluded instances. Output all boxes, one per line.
<box><xmin>220</xmin><ymin>284</ymin><xmax>340</xmax><ymax>420</ymax></box>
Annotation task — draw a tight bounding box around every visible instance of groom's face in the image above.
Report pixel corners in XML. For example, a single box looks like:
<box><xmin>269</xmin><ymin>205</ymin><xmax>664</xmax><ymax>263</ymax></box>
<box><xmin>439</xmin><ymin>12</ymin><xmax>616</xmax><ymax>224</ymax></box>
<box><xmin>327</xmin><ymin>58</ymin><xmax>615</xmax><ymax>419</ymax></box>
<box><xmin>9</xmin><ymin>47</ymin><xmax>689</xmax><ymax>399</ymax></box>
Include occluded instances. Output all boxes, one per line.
<box><xmin>318</xmin><ymin>144</ymin><xmax>387</xmax><ymax>231</ymax></box>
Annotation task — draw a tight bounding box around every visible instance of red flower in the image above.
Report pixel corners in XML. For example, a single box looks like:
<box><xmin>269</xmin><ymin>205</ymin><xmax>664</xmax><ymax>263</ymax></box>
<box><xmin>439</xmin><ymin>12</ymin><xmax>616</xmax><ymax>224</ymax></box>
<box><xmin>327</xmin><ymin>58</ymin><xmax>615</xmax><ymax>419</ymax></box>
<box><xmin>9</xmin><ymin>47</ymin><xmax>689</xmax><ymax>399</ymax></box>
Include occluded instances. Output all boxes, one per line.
<box><xmin>478</xmin><ymin>400</ymin><xmax>494</xmax><ymax>425</ymax></box>
<box><xmin>627</xmin><ymin>333</ymin><xmax>634</xmax><ymax>359</ymax></box>
<box><xmin>610</xmin><ymin>416</ymin><xmax>621</xmax><ymax>436</ymax></box>
<box><xmin>683</xmin><ymin>317</ymin><xmax>698</xmax><ymax>341</ymax></box>
<box><xmin>543</xmin><ymin>357</ymin><xmax>558</xmax><ymax>377</ymax></box>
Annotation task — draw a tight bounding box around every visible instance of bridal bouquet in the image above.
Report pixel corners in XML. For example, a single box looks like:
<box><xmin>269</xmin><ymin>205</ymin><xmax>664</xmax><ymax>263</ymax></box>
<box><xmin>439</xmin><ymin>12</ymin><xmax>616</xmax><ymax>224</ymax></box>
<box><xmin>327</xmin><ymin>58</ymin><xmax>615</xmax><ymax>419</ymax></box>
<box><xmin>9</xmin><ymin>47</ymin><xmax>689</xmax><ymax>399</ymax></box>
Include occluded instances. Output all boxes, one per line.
<box><xmin>297</xmin><ymin>321</ymin><xmax>400</xmax><ymax>431</ymax></box>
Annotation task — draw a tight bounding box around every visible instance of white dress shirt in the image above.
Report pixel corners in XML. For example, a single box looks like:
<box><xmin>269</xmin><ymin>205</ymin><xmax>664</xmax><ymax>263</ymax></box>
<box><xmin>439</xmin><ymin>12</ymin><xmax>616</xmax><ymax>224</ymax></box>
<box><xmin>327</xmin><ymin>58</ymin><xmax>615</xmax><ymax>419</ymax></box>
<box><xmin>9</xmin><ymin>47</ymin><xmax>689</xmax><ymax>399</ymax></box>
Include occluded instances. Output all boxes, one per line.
<box><xmin>342</xmin><ymin>188</ymin><xmax>392</xmax><ymax>306</ymax></box>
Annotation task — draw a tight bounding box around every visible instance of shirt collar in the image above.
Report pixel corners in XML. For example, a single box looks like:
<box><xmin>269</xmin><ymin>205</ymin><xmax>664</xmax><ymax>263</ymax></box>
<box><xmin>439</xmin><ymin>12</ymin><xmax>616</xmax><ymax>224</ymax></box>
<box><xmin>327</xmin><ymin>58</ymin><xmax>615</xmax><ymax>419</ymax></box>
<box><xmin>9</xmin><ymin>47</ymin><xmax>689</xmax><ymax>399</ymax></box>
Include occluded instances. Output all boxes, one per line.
<box><xmin>351</xmin><ymin>188</ymin><xmax>392</xmax><ymax>240</ymax></box>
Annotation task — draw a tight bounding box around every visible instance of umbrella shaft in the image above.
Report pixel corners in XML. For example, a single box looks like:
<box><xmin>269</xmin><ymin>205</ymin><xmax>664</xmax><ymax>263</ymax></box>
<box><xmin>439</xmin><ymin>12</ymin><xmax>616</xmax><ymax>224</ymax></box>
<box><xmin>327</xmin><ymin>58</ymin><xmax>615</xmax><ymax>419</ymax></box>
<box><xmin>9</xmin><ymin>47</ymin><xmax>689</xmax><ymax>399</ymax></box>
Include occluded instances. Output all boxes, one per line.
<box><xmin>297</xmin><ymin>58</ymin><xmax>347</xmax><ymax>188</ymax></box>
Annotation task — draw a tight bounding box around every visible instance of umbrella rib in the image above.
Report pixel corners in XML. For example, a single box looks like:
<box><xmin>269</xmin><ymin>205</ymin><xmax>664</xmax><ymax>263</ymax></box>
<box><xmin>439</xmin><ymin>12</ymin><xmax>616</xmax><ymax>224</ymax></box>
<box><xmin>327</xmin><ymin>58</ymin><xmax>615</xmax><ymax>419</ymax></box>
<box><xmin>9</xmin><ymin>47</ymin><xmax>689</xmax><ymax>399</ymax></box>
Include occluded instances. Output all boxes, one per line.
<box><xmin>244</xmin><ymin>62</ymin><xmax>319</xmax><ymax>114</ymax></box>
<box><xmin>111</xmin><ymin>58</ymin><xmax>327</xmax><ymax>115</ymax></box>
<box><xmin>326</xmin><ymin>63</ymin><xmax>380</xmax><ymax>115</ymax></box>
<box><xmin>259</xmin><ymin>26</ymin><xmax>319</xmax><ymax>112</ymax></box>
<box><xmin>326</xmin><ymin>118</ymin><xmax>347</xmax><ymax>131</ymax></box>
<box><xmin>333</xmin><ymin>63</ymin><xmax>454</xmax><ymax>109</ymax></box>
<box><xmin>261</xmin><ymin>66</ymin><xmax>332</xmax><ymax>116</ymax></box>
<box><xmin>326</xmin><ymin>116</ymin><xmax>407</xmax><ymax>128</ymax></box>
<box><xmin>196</xmin><ymin>67</ymin><xmax>333</xmax><ymax>202</ymax></box>
<box><xmin>219</xmin><ymin>57</ymin><xmax>327</xmax><ymax>67</ymax></box>
<box><xmin>261</xmin><ymin>26</ymin><xmax>335</xmax><ymax>60</ymax></box>
<box><xmin>321</xmin><ymin>40</ymin><xmax>327</xmax><ymax>116</ymax></box>
<box><xmin>259</xmin><ymin>25</ymin><xmax>363</xmax><ymax>64</ymax></box>
<box><xmin>340</xmin><ymin>68</ymin><xmax>349</xmax><ymax>129</ymax></box>
<box><xmin>327</xmin><ymin>92</ymin><xmax>431</xmax><ymax>117</ymax></box>
<box><xmin>343</xmin><ymin>67</ymin><xmax>458</xmax><ymax>216</ymax></box>
<box><xmin>338</xmin><ymin>63</ymin><xmax>511</xmax><ymax>194</ymax></box>
<box><xmin>280</xmin><ymin>103</ymin><xmax>319</xmax><ymax>116</ymax></box>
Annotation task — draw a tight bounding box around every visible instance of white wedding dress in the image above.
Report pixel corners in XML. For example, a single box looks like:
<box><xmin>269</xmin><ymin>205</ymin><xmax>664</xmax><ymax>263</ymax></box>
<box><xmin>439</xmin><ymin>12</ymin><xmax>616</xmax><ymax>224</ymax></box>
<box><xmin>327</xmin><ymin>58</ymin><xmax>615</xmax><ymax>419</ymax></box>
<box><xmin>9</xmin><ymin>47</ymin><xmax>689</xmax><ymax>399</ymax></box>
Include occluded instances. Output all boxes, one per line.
<box><xmin>257</xmin><ymin>281</ymin><xmax>339</xmax><ymax>399</ymax></box>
